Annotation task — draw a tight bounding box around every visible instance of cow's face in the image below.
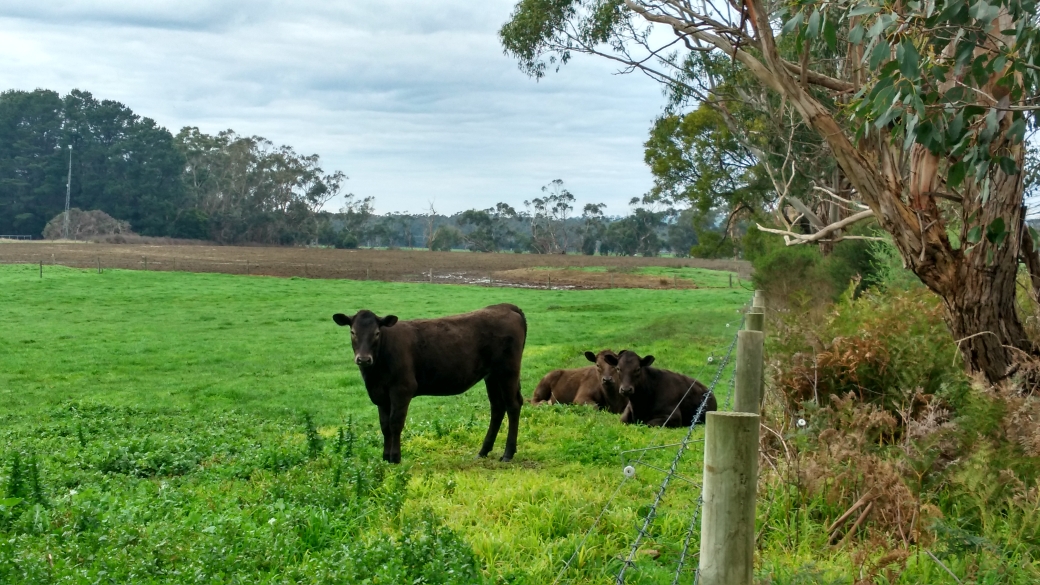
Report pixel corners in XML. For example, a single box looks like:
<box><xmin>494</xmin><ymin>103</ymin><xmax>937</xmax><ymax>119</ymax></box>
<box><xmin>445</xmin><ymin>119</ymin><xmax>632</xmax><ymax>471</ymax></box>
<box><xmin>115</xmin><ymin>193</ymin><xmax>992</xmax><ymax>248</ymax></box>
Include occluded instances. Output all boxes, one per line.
<box><xmin>604</xmin><ymin>351</ymin><xmax>655</xmax><ymax>398</ymax></box>
<box><xmin>585</xmin><ymin>349</ymin><xmax>619</xmax><ymax>390</ymax></box>
<box><xmin>332</xmin><ymin>310</ymin><xmax>398</xmax><ymax>367</ymax></box>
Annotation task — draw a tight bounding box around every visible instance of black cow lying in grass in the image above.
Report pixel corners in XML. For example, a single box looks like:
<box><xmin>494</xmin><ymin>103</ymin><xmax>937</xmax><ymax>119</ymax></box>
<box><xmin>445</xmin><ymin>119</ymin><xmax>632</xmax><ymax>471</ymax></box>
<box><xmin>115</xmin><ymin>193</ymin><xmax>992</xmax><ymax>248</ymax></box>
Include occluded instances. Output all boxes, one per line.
<box><xmin>605</xmin><ymin>350</ymin><xmax>717</xmax><ymax>427</ymax></box>
<box><xmin>333</xmin><ymin>303</ymin><xmax>527</xmax><ymax>463</ymax></box>
<box><xmin>529</xmin><ymin>349</ymin><xmax>627</xmax><ymax>413</ymax></box>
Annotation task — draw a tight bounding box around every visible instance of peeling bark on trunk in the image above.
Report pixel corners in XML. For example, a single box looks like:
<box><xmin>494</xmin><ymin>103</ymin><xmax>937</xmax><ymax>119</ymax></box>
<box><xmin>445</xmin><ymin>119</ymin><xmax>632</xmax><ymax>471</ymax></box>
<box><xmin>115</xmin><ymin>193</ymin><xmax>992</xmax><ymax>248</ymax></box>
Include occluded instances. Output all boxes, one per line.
<box><xmin>622</xmin><ymin>0</ymin><xmax>1039</xmax><ymax>382</ymax></box>
<box><xmin>738</xmin><ymin>0</ymin><xmax>1034</xmax><ymax>382</ymax></box>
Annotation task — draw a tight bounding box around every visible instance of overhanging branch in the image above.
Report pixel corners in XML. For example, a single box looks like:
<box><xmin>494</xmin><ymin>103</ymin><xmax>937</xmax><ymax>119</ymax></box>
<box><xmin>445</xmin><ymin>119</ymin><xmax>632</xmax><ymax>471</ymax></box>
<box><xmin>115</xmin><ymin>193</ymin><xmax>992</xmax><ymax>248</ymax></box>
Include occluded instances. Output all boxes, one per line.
<box><xmin>756</xmin><ymin>209</ymin><xmax>875</xmax><ymax>246</ymax></box>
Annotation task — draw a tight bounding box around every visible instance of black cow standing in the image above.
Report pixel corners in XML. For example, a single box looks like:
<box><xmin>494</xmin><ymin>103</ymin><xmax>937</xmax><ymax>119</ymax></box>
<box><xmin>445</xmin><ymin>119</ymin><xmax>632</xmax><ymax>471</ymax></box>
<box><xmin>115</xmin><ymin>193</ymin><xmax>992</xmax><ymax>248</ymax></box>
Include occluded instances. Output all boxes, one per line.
<box><xmin>333</xmin><ymin>303</ymin><xmax>527</xmax><ymax>463</ymax></box>
<box><xmin>605</xmin><ymin>350</ymin><xmax>717</xmax><ymax>427</ymax></box>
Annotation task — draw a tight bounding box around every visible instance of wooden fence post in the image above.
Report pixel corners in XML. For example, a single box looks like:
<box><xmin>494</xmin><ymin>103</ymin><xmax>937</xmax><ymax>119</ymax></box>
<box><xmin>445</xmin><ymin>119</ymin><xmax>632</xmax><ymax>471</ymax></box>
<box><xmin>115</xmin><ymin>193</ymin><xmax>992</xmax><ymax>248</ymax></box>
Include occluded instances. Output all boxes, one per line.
<box><xmin>699</xmin><ymin>411</ymin><xmax>760</xmax><ymax>585</ymax></box>
<box><xmin>745</xmin><ymin>307</ymin><xmax>765</xmax><ymax>334</ymax></box>
<box><xmin>753</xmin><ymin>289</ymin><xmax>765</xmax><ymax>308</ymax></box>
<box><xmin>746</xmin><ymin>296</ymin><xmax>767</xmax><ymax>403</ymax></box>
<box><xmin>97</xmin><ymin>256</ymin><xmax>101</xmax><ymax>274</ymax></box>
<box><xmin>733</xmin><ymin>330</ymin><xmax>764</xmax><ymax>414</ymax></box>
<box><xmin>729</xmin><ymin>273</ymin><xmax>733</xmax><ymax>288</ymax></box>
<box><xmin>39</xmin><ymin>260</ymin><xmax>42</xmax><ymax>278</ymax></box>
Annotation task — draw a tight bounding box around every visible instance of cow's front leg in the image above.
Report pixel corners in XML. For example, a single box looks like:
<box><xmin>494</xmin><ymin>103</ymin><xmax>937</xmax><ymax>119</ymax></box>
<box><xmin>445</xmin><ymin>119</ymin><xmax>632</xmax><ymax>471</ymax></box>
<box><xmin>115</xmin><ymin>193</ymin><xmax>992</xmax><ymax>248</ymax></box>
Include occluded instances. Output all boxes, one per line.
<box><xmin>387</xmin><ymin>396</ymin><xmax>411</xmax><ymax>464</ymax></box>
<box><xmin>377</xmin><ymin>403</ymin><xmax>392</xmax><ymax>462</ymax></box>
<box><xmin>620</xmin><ymin>402</ymin><xmax>635</xmax><ymax>425</ymax></box>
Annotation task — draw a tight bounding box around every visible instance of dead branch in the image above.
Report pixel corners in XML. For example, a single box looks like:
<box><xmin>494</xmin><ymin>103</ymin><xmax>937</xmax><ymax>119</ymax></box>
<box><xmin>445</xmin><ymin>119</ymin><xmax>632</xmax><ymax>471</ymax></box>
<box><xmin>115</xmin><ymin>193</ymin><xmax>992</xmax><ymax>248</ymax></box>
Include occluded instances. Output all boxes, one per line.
<box><xmin>756</xmin><ymin>209</ymin><xmax>875</xmax><ymax>245</ymax></box>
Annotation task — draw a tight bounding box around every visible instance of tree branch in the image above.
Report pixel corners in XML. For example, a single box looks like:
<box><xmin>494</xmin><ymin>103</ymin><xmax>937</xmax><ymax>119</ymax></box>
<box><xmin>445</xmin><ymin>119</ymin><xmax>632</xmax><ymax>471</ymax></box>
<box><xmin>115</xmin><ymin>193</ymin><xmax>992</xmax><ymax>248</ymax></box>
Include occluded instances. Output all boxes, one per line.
<box><xmin>756</xmin><ymin>209</ymin><xmax>875</xmax><ymax>245</ymax></box>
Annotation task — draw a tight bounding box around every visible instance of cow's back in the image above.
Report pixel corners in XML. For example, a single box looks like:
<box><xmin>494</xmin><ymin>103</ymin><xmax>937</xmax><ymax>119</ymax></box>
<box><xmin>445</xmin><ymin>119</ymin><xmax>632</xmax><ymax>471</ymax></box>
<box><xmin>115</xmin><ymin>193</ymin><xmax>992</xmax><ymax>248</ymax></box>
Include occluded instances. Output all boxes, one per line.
<box><xmin>642</xmin><ymin>368</ymin><xmax>715</xmax><ymax>426</ymax></box>
<box><xmin>532</xmin><ymin>366</ymin><xmax>598</xmax><ymax>404</ymax></box>
<box><xmin>406</xmin><ymin>304</ymin><xmax>526</xmax><ymax>396</ymax></box>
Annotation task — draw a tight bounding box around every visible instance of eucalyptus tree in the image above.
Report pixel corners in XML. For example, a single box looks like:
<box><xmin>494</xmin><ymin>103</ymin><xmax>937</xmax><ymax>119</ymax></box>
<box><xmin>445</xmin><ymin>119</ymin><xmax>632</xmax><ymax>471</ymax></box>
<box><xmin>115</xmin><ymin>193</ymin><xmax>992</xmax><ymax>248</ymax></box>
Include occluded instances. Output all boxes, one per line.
<box><xmin>579</xmin><ymin>202</ymin><xmax>608</xmax><ymax>254</ymax></box>
<box><xmin>525</xmin><ymin>179</ymin><xmax>577</xmax><ymax>253</ymax></box>
<box><xmin>502</xmin><ymin>0</ymin><xmax>1040</xmax><ymax>381</ymax></box>
<box><xmin>457</xmin><ymin>202</ymin><xmax>522</xmax><ymax>251</ymax></box>
<box><xmin>176</xmin><ymin>127</ymin><xmax>345</xmax><ymax>245</ymax></box>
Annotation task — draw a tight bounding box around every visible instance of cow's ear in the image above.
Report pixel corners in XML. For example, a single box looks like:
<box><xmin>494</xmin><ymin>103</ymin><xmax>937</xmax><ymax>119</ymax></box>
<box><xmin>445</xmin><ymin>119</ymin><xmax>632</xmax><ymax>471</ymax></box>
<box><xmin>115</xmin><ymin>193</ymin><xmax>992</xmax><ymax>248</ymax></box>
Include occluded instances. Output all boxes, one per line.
<box><xmin>333</xmin><ymin>313</ymin><xmax>352</xmax><ymax>327</ymax></box>
<box><xmin>603</xmin><ymin>353</ymin><xmax>619</xmax><ymax>367</ymax></box>
<box><xmin>584</xmin><ymin>351</ymin><xmax>597</xmax><ymax>363</ymax></box>
<box><xmin>641</xmin><ymin>355</ymin><xmax>655</xmax><ymax>368</ymax></box>
<box><xmin>380</xmin><ymin>315</ymin><xmax>399</xmax><ymax>328</ymax></box>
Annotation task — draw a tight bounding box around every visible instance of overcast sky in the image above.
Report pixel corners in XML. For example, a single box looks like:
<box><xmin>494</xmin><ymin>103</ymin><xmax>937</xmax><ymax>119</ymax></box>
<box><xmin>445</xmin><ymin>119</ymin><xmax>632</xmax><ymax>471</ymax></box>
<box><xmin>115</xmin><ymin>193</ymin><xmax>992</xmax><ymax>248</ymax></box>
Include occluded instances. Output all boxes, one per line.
<box><xmin>0</xmin><ymin>1</ymin><xmax>670</xmax><ymax>216</ymax></box>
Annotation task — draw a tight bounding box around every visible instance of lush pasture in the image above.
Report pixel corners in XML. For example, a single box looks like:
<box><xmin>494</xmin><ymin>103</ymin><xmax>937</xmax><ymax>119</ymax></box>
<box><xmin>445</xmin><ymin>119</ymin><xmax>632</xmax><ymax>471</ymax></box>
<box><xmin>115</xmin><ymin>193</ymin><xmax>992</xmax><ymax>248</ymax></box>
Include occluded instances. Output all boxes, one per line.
<box><xmin>0</xmin><ymin>264</ymin><xmax>747</xmax><ymax>584</ymax></box>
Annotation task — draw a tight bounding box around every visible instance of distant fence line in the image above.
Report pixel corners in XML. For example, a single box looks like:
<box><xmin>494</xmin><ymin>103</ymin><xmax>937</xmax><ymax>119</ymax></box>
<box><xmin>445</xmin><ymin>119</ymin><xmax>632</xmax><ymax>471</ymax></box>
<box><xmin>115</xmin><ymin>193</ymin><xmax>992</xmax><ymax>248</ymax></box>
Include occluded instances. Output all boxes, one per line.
<box><xmin>0</xmin><ymin>235</ymin><xmax>33</xmax><ymax>240</ymax></box>
<box><xmin>0</xmin><ymin>254</ymin><xmax>748</xmax><ymax>291</ymax></box>
<box><xmin>0</xmin><ymin>255</ymin><xmax>587</xmax><ymax>289</ymax></box>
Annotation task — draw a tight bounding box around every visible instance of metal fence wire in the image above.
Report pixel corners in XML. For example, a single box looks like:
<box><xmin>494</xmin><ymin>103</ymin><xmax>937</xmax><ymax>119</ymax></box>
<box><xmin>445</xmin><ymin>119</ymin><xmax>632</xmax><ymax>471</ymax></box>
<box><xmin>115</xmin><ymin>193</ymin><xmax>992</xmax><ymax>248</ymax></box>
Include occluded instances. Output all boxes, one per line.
<box><xmin>615</xmin><ymin>325</ymin><xmax>740</xmax><ymax>584</ymax></box>
<box><xmin>551</xmin><ymin>303</ymin><xmax>749</xmax><ymax>585</ymax></box>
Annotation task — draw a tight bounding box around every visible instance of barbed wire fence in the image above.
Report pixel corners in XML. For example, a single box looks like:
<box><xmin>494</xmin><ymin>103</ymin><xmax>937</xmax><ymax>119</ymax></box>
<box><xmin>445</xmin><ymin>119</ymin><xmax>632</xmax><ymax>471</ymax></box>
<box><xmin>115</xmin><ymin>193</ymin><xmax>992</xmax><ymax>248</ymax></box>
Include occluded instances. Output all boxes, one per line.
<box><xmin>551</xmin><ymin>306</ymin><xmax>749</xmax><ymax>585</ymax></box>
<box><xmin>615</xmin><ymin>325</ymin><xmax>741</xmax><ymax>584</ymax></box>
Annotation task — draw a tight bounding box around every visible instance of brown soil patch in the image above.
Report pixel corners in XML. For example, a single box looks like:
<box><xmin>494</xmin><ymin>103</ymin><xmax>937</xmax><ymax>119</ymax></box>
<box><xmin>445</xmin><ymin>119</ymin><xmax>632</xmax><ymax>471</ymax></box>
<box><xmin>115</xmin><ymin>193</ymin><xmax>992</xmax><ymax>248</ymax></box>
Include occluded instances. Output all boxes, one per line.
<box><xmin>0</xmin><ymin>242</ymin><xmax>750</xmax><ymax>290</ymax></box>
<box><xmin>495</xmin><ymin>268</ymin><xmax>702</xmax><ymax>289</ymax></box>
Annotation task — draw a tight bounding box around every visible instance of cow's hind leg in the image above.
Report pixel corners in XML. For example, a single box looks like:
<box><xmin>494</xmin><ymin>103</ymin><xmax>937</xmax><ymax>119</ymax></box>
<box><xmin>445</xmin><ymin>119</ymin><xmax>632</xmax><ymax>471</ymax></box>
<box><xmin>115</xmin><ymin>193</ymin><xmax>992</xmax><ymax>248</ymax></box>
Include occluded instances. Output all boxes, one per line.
<box><xmin>478</xmin><ymin>380</ymin><xmax>506</xmax><ymax>459</ymax></box>
<box><xmin>480</xmin><ymin>373</ymin><xmax>522</xmax><ymax>461</ymax></box>
<box><xmin>501</xmin><ymin>378</ymin><xmax>523</xmax><ymax>462</ymax></box>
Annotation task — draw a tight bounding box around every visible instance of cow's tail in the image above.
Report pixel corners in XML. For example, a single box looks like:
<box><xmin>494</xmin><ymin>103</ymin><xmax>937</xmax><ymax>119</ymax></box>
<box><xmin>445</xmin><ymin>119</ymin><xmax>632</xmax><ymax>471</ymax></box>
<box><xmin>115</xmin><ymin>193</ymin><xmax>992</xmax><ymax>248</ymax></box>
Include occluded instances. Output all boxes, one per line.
<box><xmin>510</xmin><ymin>305</ymin><xmax>528</xmax><ymax>405</ymax></box>
<box><xmin>510</xmin><ymin>305</ymin><xmax>527</xmax><ymax>341</ymax></box>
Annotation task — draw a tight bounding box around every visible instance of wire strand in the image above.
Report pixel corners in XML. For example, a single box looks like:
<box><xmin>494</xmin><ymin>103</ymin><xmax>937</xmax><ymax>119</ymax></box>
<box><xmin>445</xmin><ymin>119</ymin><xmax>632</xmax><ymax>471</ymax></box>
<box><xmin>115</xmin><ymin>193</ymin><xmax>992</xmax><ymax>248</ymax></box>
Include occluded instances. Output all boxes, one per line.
<box><xmin>615</xmin><ymin>326</ymin><xmax>740</xmax><ymax>584</ymax></box>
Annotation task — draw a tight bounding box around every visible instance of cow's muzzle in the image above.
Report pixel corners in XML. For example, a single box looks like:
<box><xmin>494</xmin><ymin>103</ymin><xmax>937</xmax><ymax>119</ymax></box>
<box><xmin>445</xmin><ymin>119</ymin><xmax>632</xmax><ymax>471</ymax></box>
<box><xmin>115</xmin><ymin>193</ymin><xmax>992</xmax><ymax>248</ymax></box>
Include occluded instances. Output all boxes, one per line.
<box><xmin>619</xmin><ymin>385</ymin><xmax>634</xmax><ymax>397</ymax></box>
<box><xmin>355</xmin><ymin>355</ymin><xmax>374</xmax><ymax>366</ymax></box>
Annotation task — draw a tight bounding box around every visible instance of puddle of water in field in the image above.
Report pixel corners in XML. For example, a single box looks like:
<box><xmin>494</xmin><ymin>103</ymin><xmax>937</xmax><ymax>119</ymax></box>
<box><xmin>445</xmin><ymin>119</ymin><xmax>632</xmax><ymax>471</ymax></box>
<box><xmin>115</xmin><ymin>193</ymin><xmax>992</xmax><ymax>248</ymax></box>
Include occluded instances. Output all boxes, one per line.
<box><xmin>410</xmin><ymin>271</ymin><xmax>577</xmax><ymax>290</ymax></box>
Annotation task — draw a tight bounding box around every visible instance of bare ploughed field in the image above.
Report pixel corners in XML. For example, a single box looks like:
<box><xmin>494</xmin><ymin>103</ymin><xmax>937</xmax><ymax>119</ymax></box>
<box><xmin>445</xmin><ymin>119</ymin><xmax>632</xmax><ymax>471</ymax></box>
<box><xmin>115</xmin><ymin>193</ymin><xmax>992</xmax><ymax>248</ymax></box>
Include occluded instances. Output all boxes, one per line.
<box><xmin>0</xmin><ymin>241</ymin><xmax>751</xmax><ymax>289</ymax></box>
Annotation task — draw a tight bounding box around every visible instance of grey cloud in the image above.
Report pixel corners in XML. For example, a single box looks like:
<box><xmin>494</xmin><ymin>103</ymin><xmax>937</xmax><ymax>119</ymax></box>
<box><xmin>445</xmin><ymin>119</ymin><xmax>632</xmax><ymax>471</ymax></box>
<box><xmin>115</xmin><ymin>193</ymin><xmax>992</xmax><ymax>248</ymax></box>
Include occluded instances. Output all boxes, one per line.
<box><xmin>0</xmin><ymin>1</ymin><xmax>667</xmax><ymax>216</ymax></box>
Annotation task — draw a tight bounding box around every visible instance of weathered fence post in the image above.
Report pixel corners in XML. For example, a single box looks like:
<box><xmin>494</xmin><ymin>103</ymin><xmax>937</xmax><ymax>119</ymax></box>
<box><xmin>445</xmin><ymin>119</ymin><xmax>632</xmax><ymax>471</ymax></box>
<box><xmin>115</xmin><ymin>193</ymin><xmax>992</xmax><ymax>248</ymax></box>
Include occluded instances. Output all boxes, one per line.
<box><xmin>97</xmin><ymin>256</ymin><xmax>101</xmax><ymax>274</ymax></box>
<box><xmin>429</xmin><ymin>268</ymin><xmax>433</xmax><ymax>283</ymax></box>
<box><xmin>745</xmin><ymin>295</ymin><xmax>767</xmax><ymax>404</ymax></box>
<box><xmin>753</xmin><ymin>289</ymin><xmax>765</xmax><ymax>308</ymax></box>
<box><xmin>39</xmin><ymin>260</ymin><xmax>42</xmax><ymax>278</ymax></box>
<box><xmin>745</xmin><ymin>307</ymin><xmax>765</xmax><ymax>334</ymax></box>
<box><xmin>699</xmin><ymin>411</ymin><xmax>760</xmax><ymax>585</ymax></box>
<box><xmin>729</xmin><ymin>273</ymin><xmax>733</xmax><ymax>288</ymax></box>
<box><xmin>733</xmin><ymin>330</ymin><xmax>764</xmax><ymax>414</ymax></box>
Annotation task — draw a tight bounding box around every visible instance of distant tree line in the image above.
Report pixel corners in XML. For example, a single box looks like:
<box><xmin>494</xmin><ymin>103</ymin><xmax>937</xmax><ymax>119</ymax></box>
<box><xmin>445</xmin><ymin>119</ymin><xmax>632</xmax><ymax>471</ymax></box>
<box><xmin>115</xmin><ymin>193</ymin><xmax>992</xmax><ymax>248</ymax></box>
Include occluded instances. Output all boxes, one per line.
<box><xmin>0</xmin><ymin>88</ymin><xmax>699</xmax><ymax>255</ymax></box>
<box><xmin>320</xmin><ymin>186</ymin><xmax>698</xmax><ymax>256</ymax></box>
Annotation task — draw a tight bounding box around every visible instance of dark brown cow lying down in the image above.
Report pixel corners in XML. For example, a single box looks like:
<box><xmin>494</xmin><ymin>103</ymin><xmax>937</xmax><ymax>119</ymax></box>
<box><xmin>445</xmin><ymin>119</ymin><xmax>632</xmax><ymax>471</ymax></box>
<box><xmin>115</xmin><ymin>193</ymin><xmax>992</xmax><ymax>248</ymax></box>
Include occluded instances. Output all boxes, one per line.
<box><xmin>530</xmin><ymin>350</ymin><xmax>627</xmax><ymax>413</ymax></box>
<box><xmin>605</xmin><ymin>350</ymin><xmax>717</xmax><ymax>427</ymax></box>
<box><xmin>333</xmin><ymin>303</ymin><xmax>526</xmax><ymax>463</ymax></box>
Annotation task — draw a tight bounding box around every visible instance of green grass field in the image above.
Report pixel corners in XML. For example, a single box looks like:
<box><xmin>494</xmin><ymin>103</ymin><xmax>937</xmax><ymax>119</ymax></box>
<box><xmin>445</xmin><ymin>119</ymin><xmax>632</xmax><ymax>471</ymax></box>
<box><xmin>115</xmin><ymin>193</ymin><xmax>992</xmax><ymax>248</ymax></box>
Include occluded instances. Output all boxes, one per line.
<box><xmin>0</xmin><ymin>264</ymin><xmax>749</xmax><ymax>584</ymax></box>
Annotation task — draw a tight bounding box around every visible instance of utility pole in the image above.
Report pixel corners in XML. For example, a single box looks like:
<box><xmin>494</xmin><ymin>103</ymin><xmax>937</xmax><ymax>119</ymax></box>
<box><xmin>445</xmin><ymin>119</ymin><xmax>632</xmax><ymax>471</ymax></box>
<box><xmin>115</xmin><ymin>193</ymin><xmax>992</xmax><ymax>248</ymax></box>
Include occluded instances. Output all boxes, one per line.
<box><xmin>62</xmin><ymin>145</ymin><xmax>73</xmax><ymax>240</ymax></box>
